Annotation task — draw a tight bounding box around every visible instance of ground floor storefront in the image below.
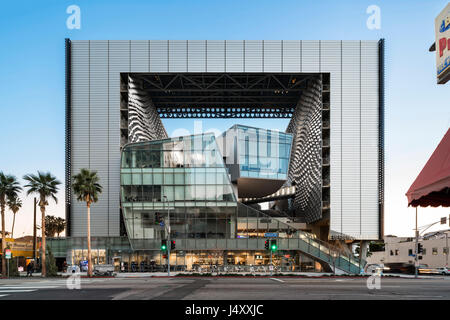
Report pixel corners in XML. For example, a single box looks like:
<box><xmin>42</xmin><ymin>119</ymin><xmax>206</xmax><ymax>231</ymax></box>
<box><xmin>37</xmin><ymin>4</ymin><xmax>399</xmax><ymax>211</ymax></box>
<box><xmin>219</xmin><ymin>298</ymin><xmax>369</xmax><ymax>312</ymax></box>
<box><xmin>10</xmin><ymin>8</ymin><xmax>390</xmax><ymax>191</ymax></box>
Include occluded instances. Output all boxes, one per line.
<box><xmin>48</xmin><ymin>237</ymin><xmax>329</xmax><ymax>273</ymax></box>
<box><xmin>77</xmin><ymin>250</ymin><xmax>325</xmax><ymax>273</ymax></box>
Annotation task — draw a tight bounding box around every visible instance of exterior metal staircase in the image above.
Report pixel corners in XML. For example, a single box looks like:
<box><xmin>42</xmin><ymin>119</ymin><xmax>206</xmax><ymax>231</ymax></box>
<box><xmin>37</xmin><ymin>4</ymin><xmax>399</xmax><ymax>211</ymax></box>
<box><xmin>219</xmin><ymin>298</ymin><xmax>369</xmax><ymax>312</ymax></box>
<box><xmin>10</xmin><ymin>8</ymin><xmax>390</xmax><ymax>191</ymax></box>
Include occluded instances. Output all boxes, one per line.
<box><xmin>240</xmin><ymin>203</ymin><xmax>365</xmax><ymax>274</ymax></box>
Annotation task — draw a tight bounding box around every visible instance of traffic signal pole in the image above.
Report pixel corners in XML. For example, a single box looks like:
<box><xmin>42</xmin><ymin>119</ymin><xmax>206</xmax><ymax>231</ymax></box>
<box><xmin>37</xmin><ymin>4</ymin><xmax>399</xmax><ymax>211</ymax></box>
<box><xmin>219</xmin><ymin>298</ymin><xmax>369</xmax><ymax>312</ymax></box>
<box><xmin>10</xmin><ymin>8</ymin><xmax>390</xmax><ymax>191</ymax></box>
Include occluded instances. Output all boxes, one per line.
<box><xmin>163</xmin><ymin>196</ymin><xmax>170</xmax><ymax>277</ymax></box>
<box><xmin>415</xmin><ymin>207</ymin><xmax>418</xmax><ymax>279</ymax></box>
<box><xmin>270</xmin><ymin>249</ymin><xmax>272</xmax><ymax>276</ymax></box>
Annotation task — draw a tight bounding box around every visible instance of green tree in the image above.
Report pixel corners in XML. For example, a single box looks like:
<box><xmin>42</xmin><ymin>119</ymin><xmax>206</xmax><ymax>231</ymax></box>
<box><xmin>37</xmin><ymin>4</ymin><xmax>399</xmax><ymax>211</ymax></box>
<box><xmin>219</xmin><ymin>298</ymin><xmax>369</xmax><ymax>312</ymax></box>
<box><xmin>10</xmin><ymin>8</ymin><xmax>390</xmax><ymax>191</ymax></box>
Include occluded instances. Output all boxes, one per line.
<box><xmin>8</xmin><ymin>256</ymin><xmax>20</xmax><ymax>277</ymax></box>
<box><xmin>45</xmin><ymin>245</ymin><xmax>58</xmax><ymax>277</ymax></box>
<box><xmin>72</xmin><ymin>169</ymin><xmax>102</xmax><ymax>277</ymax></box>
<box><xmin>23</xmin><ymin>172</ymin><xmax>61</xmax><ymax>277</ymax></box>
<box><xmin>7</xmin><ymin>196</ymin><xmax>22</xmax><ymax>239</ymax></box>
<box><xmin>0</xmin><ymin>172</ymin><xmax>22</xmax><ymax>276</ymax></box>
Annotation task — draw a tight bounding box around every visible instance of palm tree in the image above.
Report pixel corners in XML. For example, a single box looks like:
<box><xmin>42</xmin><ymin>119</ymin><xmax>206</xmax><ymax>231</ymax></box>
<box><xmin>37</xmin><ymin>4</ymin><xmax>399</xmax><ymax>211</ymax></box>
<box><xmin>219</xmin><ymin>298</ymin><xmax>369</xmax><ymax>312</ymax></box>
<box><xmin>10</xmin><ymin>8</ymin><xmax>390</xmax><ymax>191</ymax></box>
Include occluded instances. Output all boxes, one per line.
<box><xmin>72</xmin><ymin>169</ymin><xmax>102</xmax><ymax>277</ymax></box>
<box><xmin>55</xmin><ymin>217</ymin><xmax>66</xmax><ymax>237</ymax></box>
<box><xmin>44</xmin><ymin>215</ymin><xmax>57</xmax><ymax>237</ymax></box>
<box><xmin>43</xmin><ymin>215</ymin><xmax>65</xmax><ymax>238</ymax></box>
<box><xmin>23</xmin><ymin>172</ymin><xmax>61</xmax><ymax>277</ymax></box>
<box><xmin>0</xmin><ymin>172</ymin><xmax>22</xmax><ymax>275</ymax></box>
<box><xmin>7</xmin><ymin>196</ymin><xmax>22</xmax><ymax>239</ymax></box>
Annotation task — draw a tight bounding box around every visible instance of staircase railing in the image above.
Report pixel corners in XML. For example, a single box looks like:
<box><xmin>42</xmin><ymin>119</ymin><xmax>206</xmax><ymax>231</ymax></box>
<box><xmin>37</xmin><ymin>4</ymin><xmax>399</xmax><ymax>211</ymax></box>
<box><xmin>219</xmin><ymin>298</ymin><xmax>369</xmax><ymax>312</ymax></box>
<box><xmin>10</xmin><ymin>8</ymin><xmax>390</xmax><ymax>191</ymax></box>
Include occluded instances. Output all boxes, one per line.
<box><xmin>238</xmin><ymin>203</ymin><xmax>365</xmax><ymax>274</ymax></box>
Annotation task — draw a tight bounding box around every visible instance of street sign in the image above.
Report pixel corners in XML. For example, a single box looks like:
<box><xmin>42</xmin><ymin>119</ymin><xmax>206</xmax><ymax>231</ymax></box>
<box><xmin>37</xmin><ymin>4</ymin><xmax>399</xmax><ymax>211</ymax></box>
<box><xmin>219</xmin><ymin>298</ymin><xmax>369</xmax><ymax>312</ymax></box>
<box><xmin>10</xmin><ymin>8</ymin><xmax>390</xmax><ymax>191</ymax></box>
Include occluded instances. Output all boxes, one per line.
<box><xmin>4</xmin><ymin>249</ymin><xmax>11</xmax><ymax>260</ymax></box>
<box><xmin>264</xmin><ymin>233</ymin><xmax>278</xmax><ymax>238</ymax></box>
<box><xmin>159</xmin><ymin>221</ymin><xmax>165</xmax><ymax>227</ymax></box>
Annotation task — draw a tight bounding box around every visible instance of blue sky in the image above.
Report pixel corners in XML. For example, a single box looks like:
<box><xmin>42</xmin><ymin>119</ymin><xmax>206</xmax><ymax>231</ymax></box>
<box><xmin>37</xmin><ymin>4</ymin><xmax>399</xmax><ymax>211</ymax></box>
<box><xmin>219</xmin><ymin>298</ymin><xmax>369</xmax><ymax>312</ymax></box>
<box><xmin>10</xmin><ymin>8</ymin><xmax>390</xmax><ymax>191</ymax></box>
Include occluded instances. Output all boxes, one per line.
<box><xmin>0</xmin><ymin>0</ymin><xmax>448</xmax><ymax>237</ymax></box>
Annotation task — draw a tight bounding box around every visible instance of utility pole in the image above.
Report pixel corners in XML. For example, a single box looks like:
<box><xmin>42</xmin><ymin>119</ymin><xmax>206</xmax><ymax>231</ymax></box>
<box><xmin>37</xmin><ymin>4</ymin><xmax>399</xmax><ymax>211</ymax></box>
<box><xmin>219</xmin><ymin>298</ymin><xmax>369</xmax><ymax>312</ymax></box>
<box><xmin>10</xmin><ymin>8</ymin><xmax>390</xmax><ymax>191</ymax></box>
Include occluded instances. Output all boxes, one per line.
<box><xmin>415</xmin><ymin>207</ymin><xmax>419</xmax><ymax>279</ymax></box>
<box><xmin>446</xmin><ymin>231</ymin><xmax>448</xmax><ymax>268</ymax></box>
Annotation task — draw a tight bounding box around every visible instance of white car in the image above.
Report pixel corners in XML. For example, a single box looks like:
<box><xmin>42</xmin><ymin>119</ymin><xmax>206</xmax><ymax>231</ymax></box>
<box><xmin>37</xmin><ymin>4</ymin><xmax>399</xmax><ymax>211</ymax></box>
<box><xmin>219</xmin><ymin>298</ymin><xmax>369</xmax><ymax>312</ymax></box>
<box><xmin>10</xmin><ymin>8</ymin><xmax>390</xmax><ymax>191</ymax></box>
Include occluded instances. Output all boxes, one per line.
<box><xmin>436</xmin><ymin>267</ymin><xmax>450</xmax><ymax>275</ymax></box>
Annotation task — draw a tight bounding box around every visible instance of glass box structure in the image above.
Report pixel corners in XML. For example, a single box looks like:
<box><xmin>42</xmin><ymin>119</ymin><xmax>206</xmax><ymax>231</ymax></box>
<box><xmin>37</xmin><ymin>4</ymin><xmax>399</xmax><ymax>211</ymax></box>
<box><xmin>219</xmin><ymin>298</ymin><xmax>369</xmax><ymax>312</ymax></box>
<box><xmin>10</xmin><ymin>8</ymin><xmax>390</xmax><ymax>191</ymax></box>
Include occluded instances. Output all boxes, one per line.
<box><xmin>217</xmin><ymin>125</ymin><xmax>293</xmax><ymax>198</ymax></box>
<box><xmin>121</xmin><ymin>133</ymin><xmax>237</xmax><ymax>249</ymax></box>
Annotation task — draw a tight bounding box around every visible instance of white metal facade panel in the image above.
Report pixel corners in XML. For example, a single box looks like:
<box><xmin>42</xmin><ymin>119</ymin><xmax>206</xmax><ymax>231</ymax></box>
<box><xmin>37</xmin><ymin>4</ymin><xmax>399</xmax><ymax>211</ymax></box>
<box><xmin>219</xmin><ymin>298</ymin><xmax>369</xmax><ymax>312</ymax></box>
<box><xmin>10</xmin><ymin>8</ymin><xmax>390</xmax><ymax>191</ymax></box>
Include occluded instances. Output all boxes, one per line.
<box><xmin>89</xmin><ymin>41</ymin><xmax>109</xmax><ymax>236</ymax></box>
<box><xmin>108</xmin><ymin>40</ymin><xmax>129</xmax><ymax>236</ymax></box>
<box><xmin>70</xmin><ymin>40</ymin><xmax>380</xmax><ymax>240</ymax></box>
<box><xmin>263</xmin><ymin>40</ymin><xmax>282</xmax><ymax>72</ymax></box>
<box><xmin>301</xmin><ymin>40</ymin><xmax>320</xmax><ymax>72</ymax></box>
<box><xmin>206</xmin><ymin>40</ymin><xmax>225</xmax><ymax>72</ymax></box>
<box><xmin>244</xmin><ymin>40</ymin><xmax>263</xmax><ymax>72</ymax></box>
<box><xmin>169</xmin><ymin>40</ymin><xmax>187</xmax><ymax>72</ymax></box>
<box><xmin>71</xmin><ymin>41</ymin><xmax>89</xmax><ymax>236</ymax></box>
<box><xmin>188</xmin><ymin>40</ymin><xmax>206</xmax><ymax>72</ymax></box>
<box><xmin>149</xmin><ymin>40</ymin><xmax>168</xmax><ymax>72</ymax></box>
<box><xmin>320</xmin><ymin>41</ymin><xmax>342</xmax><ymax>237</ymax></box>
<box><xmin>341</xmin><ymin>41</ymin><xmax>361</xmax><ymax>238</ymax></box>
<box><xmin>282</xmin><ymin>41</ymin><xmax>301</xmax><ymax>72</ymax></box>
<box><xmin>225</xmin><ymin>40</ymin><xmax>244</xmax><ymax>72</ymax></box>
<box><xmin>130</xmin><ymin>40</ymin><xmax>149</xmax><ymax>72</ymax></box>
<box><xmin>360</xmin><ymin>41</ymin><xmax>379</xmax><ymax>239</ymax></box>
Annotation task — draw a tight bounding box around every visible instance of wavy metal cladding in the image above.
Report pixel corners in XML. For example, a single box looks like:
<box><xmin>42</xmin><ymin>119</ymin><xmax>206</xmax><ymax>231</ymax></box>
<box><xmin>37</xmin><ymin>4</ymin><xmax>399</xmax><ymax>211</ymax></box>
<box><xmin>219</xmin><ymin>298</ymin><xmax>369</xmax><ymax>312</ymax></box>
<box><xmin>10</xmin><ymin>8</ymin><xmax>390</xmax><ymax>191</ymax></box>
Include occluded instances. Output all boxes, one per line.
<box><xmin>286</xmin><ymin>77</ymin><xmax>323</xmax><ymax>223</ymax></box>
<box><xmin>127</xmin><ymin>75</ymin><xmax>168</xmax><ymax>142</ymax></box>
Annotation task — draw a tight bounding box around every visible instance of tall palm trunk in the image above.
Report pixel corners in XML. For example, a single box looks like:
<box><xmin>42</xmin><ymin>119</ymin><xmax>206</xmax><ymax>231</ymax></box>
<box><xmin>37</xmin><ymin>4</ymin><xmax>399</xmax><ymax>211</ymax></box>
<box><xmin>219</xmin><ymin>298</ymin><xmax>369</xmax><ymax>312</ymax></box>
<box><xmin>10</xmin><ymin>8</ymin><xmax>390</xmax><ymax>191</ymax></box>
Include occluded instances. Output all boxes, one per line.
<box><xmin>40</xmin><ymin>202</ymin><xmax>46</xmax><ymax>277</ymax></box>
<box><xmin>11</xmin><ymin>213</ymin><xmax>16</xmax><ymax>239</ymax></box>
<box><xmin>1</xmin><ymin>202</ymin><xmax>6</xmax><ymax>276</ymax></box>
<box><xmin>87</xmin><ymin>203</ymin><xmax>92</xmax><ymax>277</ymax></box>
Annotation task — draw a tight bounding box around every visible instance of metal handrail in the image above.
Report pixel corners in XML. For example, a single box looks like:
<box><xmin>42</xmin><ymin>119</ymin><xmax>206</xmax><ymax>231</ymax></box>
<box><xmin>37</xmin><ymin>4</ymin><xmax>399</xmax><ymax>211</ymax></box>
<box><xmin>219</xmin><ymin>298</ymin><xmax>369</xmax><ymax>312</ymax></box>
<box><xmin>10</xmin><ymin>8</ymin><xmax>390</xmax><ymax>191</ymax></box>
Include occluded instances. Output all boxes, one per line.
<box><xmin>241</xmin><ymin>203</ymin><xmax>365</xmax><ymax>269</ymax></box>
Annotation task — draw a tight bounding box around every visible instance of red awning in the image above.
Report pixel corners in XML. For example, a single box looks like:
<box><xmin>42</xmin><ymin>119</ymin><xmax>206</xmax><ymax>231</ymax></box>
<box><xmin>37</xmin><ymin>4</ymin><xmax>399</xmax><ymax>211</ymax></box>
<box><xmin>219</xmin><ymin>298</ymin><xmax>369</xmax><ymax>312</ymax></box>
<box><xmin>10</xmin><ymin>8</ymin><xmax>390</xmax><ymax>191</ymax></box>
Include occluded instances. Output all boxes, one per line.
<box><xmin>406</xmin><ymin>128</ymin><xmax>450</xmax><ymax>207</ymax></box>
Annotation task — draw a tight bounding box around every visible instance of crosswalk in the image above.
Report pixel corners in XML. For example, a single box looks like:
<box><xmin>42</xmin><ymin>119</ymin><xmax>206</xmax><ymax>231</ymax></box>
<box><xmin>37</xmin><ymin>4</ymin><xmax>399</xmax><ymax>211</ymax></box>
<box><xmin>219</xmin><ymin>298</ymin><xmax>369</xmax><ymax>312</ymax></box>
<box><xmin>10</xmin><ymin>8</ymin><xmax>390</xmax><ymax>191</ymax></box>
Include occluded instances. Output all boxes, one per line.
<box><xmin>0</xmin><ymin>278</ymin><xmax>108</xmax><ymax>298</ymax></box>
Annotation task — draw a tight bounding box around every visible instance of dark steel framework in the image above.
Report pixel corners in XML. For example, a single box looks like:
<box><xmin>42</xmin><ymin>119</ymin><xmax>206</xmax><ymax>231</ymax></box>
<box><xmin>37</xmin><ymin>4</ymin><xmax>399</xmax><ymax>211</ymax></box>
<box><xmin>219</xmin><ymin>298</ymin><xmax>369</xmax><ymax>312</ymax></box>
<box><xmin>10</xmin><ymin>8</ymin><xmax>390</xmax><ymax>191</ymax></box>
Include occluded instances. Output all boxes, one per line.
<box><xmin>134</xmin><ymin>73</ymin><xmax>316</xmax><ymax>118</ymax></box>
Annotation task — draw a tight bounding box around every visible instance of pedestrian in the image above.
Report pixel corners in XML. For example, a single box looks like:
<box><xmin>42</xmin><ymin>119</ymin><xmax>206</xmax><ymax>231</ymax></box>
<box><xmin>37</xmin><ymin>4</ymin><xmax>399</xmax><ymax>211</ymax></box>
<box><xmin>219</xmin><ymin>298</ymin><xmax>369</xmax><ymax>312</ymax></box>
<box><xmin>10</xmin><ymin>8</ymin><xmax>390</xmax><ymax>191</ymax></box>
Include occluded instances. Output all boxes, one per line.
<box><xmin>26</xmin><ymin>261</ymin><xmax>34</xmax><ymax>277</ymax></box>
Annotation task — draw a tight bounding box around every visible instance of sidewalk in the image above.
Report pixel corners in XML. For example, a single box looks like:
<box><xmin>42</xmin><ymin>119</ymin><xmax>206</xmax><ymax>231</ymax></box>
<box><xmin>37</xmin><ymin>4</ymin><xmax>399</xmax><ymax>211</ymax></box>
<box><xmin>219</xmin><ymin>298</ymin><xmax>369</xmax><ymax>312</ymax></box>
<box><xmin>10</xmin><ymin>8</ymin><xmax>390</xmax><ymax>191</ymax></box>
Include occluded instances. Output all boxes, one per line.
<box><xmin>5</xmin><ymin>271</ymin><xmax>447</xmax><ymax>279</ymax></box>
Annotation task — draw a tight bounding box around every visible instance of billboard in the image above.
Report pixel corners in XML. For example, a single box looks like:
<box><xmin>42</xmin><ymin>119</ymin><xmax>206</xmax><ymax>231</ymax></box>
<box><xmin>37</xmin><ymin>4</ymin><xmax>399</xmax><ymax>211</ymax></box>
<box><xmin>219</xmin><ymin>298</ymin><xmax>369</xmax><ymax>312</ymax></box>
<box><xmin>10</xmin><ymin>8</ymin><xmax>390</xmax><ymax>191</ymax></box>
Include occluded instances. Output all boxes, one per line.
<box><xmin>435</xmin><ymin>3</ymin><xmax>450</xmax><ymax>84</ymax></box>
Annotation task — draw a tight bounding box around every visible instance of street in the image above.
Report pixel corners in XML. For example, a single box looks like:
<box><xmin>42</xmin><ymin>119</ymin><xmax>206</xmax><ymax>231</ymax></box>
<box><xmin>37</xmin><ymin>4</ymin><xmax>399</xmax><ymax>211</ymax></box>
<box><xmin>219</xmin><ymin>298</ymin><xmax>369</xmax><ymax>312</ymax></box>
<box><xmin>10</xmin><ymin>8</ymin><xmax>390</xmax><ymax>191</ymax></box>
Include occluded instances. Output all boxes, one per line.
<box><xmin>0</xmin><ymin>276</ymin><xmax>448</xmax><ymax>300</ymax></box>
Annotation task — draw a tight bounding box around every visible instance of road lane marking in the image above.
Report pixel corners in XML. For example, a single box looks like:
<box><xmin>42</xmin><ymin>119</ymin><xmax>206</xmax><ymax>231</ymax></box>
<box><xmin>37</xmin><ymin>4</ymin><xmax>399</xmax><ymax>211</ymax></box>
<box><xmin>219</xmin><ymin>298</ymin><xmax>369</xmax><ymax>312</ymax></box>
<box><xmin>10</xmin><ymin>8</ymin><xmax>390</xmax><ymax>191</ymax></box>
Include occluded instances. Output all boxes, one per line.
<box><xmin>270</xmin><ymin>278</ymin><xmax>285</xmax><ymax>283</ymax></box>
<box><xmin>0</xmin><ymin>286</ymin><xmax>59</xmax><ymax>289</ymax></box>
<box><xmin>0</xmin><ymin>290</ymin><xmax>36</xmax><ymax>293</ymax></box>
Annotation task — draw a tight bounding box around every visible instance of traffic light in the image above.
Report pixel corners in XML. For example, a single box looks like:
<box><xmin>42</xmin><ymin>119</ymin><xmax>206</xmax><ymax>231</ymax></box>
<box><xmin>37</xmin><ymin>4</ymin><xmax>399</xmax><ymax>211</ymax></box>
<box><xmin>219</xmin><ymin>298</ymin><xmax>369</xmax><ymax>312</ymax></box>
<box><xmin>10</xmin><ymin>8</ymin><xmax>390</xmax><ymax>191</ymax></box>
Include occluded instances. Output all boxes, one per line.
<box><xmin>418</xmin><ymin>243</ymin><xmax>423</xmax><ymax>254</ymax></box>
<box><xmin>170</xmin><ymin>240</ymin><xmax>176</xmax><ymax>250</ymax></box>
<box><xmin>161</xmin><ymin>240</ymin><xmax>167</xmax><ymax>252</ymax></box>
<box><xmin>264</xmin><ymin>240</ymin><xmax>270</xmax><ymax>250</ymax></box>
<box><xmin>270</xmin><ymin>240</ymin><xmax>277</xmax><ymax>252</ymax></box>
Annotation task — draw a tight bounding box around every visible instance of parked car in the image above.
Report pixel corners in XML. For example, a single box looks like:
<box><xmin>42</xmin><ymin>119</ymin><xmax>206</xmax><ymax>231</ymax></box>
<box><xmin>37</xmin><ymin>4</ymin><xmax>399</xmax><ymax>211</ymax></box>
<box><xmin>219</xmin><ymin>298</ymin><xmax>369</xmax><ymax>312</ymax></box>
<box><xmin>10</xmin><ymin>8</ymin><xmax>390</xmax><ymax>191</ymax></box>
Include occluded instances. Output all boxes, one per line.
<box><xmin>418</xmin><ymin>265</ymin><xmax>440</xmax><ymax>274</ymax></box>
<box><xmin>436</xmin><ymin>267</ymin><xmax>450</xmax><ymax>275</ymax></box>
<box><xmin>93</xmin><ymin>264</ymin><xmax>115</xmax><ymax>276</ymax></box>
<box><xmin>365</xmin><ymin>264</ymin><xmax>389</xmax><ymax>275</ymax></box>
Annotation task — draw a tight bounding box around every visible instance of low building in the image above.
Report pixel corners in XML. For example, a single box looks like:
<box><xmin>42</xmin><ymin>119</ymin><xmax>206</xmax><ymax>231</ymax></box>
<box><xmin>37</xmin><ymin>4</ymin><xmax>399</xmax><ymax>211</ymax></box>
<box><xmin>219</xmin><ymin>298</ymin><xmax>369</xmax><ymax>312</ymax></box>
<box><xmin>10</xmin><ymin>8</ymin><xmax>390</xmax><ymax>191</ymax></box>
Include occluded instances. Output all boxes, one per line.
<box><xmin>367</xmin><ymin>230</ymin><xmax>450</xmax><ymax>268</ymax></box>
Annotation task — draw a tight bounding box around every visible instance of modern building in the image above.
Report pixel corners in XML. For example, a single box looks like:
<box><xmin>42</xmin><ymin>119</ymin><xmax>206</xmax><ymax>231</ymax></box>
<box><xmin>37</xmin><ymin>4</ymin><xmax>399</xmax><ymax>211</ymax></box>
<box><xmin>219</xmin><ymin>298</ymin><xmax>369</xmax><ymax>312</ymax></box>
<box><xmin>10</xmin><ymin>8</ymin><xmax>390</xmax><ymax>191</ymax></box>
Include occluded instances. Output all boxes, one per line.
<box><xmin>53</xmin><ymin>39</ymin><xmax>385</xmax><ymax>274</ymax></box>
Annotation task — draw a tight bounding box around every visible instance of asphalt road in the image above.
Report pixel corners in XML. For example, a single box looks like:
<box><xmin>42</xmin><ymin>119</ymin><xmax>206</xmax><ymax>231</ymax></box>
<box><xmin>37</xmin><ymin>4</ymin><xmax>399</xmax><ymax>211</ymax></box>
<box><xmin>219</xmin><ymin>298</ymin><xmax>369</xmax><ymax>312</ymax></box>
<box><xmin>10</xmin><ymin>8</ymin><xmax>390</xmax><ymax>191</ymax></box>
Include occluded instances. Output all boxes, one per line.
<box><xmin>0</xmin><ymin>276</ymin><xmax>449</xmax><ymax>300</ymax></box>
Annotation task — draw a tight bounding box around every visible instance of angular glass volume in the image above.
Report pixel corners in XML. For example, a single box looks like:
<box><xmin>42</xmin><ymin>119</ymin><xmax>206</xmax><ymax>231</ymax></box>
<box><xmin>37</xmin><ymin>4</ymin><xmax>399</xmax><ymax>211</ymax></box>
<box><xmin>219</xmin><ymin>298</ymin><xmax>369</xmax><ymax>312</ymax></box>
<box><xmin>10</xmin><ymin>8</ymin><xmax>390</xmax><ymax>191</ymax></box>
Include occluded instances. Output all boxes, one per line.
<box><xmin>216</xmin><ymin>125</ymin><xmax>293</xmax><ymax>198</ymax></box>
<box><xmin>120</xmin><ymin>133</ymin><xmax>237</xmax><ymax>246</ymax></box>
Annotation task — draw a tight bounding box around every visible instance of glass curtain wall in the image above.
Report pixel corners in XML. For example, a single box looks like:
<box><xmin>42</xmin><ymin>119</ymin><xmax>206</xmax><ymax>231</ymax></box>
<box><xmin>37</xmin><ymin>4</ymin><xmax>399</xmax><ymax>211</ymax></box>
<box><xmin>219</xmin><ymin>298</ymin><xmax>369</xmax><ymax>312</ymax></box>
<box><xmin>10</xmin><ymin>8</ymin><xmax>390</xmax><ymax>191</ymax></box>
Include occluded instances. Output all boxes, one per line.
<box><xmin>236</xmin><ymin>125</ymin><xmax>293</xmax><ymax>180</ymax></box>
<box><xmin>121</xmin><ymin>133</ymin><xmax>237</xmax><ymax>248</ymax></box>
